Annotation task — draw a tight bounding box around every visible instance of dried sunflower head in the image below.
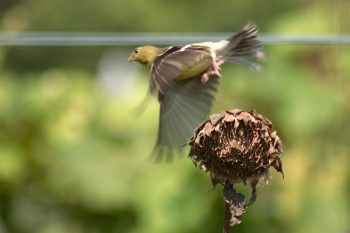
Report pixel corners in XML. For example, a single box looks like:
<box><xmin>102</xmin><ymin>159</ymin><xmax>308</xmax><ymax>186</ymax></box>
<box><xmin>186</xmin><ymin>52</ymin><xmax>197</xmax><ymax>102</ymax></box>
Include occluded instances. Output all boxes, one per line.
<box><xmin>187</xmin><ymin>109</ymin><xmax>283</xmax><ymax>189</ymax></box>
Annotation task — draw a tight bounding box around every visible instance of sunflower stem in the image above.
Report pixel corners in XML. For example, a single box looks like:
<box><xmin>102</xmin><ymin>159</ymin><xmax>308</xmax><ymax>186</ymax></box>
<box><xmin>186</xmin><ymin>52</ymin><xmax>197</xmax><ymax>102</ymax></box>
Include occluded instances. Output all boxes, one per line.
<box><xmin>223</xmin><ymin>184</ymin><xmax>233</xmax><ymax>233</ymax></box>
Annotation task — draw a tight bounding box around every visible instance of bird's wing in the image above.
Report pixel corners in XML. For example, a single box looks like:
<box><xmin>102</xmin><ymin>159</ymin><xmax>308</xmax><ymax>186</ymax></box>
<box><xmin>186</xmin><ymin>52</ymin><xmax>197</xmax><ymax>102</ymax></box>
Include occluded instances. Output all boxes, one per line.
<box><xmin>150</xmin><ymin>45</ymin><xmax>212</xmax><ymax>95</ymax></box>
<box><xmin>151</xmin><ymin>75</ymin><xmax>219</xmax><ymax>162</ymax></box>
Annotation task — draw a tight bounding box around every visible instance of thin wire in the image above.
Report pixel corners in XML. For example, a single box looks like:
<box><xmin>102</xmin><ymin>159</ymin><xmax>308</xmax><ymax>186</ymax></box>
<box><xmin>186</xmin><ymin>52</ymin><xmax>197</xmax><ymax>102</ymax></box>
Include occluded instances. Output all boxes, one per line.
<box><xmin>0</xmin><ymin>33</ymin><xmax>350</xmax><ymax>46</ymax></box>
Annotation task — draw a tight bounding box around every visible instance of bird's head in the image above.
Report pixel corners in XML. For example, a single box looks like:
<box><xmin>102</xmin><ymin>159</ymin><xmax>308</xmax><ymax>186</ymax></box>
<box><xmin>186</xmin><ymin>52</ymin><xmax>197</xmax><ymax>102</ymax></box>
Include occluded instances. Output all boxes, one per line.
<box><xmin>127</xmin><ymin>45</ymin><xmax>163</xmax><ymax>66</ymax></box>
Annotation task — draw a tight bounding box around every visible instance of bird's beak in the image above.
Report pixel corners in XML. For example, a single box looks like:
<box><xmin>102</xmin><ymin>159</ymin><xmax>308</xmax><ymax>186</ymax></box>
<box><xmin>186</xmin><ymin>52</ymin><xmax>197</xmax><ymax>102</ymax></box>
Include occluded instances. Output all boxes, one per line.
<box><xmin>127</xmin><ymin>55</ymin><xmax>135</xmax><ymax>62</ymax></box>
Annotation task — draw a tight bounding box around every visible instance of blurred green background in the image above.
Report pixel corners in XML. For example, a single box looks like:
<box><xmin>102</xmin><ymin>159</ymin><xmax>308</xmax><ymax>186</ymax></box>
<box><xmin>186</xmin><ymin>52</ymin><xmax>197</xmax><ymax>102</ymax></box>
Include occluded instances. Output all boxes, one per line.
<box><xmin>0</xmin><ymin>0</ymin><xmax>350</xmax><ymax>232</ymax></box>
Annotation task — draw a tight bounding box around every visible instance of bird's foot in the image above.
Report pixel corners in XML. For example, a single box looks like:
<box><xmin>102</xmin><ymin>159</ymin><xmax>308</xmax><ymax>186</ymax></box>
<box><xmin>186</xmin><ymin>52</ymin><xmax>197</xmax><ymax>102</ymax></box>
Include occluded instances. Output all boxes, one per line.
<box><xmin>213</xmin><ymin>59</ymin><xmax>225</xmax><ymax>74</ymax></box>
<box><xmin>201</xmin><ymin>73</ymin><xmax>210</xmax><ymax>83</ymax></box>
<box><xmin>200</xmin><ymin>60</ymin><xmax>224</xmax><ymax>84</ymax></box>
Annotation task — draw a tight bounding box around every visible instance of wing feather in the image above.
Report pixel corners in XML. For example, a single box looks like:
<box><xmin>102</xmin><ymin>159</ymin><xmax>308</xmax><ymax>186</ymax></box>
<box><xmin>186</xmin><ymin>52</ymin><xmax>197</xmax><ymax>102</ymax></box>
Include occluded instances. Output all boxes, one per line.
<box><xmin>151</xmin><ymin>76</ymin><xmax>219</xmax><ymax>162</ymax></box>
<box><xmin>150</xmin><ymin>45</ymin><xmax>212</xmax><ymax>95</ymax></box>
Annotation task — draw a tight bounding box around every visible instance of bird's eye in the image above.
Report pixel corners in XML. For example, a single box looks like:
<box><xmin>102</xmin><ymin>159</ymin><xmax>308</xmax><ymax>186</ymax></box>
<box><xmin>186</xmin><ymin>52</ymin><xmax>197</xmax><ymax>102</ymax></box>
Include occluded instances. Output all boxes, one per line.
<box><xmin>134</xmin><ymin>48</ymin><xmax>140</xmax><ymax>54</ymax></box>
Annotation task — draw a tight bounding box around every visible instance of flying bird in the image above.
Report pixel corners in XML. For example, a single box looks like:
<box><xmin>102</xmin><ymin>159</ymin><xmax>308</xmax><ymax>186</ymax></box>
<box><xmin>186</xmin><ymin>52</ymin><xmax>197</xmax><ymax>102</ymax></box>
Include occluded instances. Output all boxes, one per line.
<box><xmin>128</xmin><ymin>22</ymin><xmax>264</xmax><ymax>161</ymax></box>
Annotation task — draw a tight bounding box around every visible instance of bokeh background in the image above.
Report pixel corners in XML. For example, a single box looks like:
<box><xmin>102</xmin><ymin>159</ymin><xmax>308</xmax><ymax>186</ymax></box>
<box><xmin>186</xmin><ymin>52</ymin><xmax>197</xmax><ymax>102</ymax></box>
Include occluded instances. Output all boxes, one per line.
<box><xmin>0</xmin><ymin>0</ymin><xmax>350</xmax><ymax>232</ymax></box>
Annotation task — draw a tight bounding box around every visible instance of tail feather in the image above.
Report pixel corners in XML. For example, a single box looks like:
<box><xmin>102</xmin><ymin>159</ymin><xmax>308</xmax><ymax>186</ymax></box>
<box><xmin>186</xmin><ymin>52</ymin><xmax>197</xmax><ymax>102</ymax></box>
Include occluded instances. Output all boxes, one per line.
<box><xmin>221</xmin><ymin>22</ymin><xmax>264</xmax><ymax>71</ymax></box>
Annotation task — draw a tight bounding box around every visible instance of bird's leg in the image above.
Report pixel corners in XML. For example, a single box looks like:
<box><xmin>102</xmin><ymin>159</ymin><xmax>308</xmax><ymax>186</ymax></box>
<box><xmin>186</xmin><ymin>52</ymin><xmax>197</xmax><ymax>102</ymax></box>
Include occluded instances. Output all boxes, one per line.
<box><xmin>201</xmin><ymin>73</ymin><xmax>210</xmax><ymax>83</ymax></box>
<box><xmin>201</xmin><ymin>59</ymin><xmax>225</xmax><ymax>84</ymax></box>
<box><xmin>212</xmin><ymin>59</ymin><xmax>225</xmax><ymax>76</ymax></box>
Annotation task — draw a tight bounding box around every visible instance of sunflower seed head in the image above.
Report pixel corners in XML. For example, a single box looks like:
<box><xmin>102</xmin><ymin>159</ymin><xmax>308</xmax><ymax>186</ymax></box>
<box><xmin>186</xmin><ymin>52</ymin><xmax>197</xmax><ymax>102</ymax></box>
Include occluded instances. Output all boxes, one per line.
<box><xmin>187</xmin><ymin>109</ymin><xmax>283</xmax><ymax>186</ymax></box>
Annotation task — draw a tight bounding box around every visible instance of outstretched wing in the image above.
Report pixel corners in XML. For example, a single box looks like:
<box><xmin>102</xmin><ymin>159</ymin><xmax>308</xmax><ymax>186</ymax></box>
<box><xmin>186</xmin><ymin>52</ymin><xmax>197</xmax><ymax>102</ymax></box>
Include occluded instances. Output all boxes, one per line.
<box><xmin>150</xmin><ymin>45</ymin><xmax>212</xmax><ymax>95</ymax></box>
<box><xmin>151</xmin><ymin>75</ymin><xmax>219</xmax><ymax>162</ymax></box>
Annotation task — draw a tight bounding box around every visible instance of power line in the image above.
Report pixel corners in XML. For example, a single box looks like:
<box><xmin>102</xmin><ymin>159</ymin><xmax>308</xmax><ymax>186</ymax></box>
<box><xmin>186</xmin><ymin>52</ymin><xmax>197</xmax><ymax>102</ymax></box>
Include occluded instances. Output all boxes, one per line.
<box><xmin>0</xmin><ymin>33</ymin><xmax>350</xmax><ymax>46</ymax></box>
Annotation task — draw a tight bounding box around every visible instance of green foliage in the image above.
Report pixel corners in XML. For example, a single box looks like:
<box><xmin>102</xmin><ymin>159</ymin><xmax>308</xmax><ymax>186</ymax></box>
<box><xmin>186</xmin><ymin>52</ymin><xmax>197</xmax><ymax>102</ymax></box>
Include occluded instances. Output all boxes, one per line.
<box><xmin>0</xmin><ymin>0</ymin><xmax>350</xmax><ymax>233</ymax></box>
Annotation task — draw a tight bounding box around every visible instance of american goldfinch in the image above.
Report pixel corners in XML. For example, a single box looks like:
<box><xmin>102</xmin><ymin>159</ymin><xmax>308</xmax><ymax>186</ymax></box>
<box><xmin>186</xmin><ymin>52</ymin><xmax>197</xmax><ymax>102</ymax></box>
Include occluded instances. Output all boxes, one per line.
<box><xmin>128</xmin><ymin>22</ymin><xmax>263</xmax><ymax>161</ymax></box>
